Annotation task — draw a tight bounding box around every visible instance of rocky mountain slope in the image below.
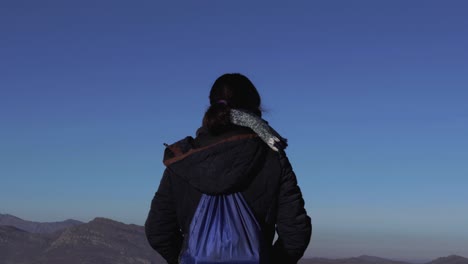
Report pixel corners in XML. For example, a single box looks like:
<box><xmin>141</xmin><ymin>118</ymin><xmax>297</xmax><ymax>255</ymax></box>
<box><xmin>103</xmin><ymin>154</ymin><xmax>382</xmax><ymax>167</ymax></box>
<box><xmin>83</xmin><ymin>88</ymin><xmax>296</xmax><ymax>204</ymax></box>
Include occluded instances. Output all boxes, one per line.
<box><xmin>0</xmin><ymin>217</ymin><xmax>164</xmax><ymax>264</ymax></box>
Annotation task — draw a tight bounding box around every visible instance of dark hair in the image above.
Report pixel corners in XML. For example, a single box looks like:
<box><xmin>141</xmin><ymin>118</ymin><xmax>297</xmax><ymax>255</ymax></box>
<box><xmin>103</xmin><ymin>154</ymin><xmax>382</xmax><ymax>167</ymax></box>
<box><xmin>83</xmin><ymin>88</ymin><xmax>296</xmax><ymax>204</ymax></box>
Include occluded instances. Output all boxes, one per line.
<box><xmin>203</xmin><ymin>73</ymin><xmax>262</xmax><ymax>135</ymax></box>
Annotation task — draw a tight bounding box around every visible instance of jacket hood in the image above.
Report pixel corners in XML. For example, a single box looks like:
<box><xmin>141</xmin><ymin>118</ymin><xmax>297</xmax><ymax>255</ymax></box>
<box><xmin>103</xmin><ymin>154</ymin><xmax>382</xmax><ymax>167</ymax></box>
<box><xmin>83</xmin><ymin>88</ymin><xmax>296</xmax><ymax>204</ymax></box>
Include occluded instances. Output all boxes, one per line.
<box><xmin>162</xmin><ymin>127</ymin><xmax>269</xmax><ymax>195</ymax></box>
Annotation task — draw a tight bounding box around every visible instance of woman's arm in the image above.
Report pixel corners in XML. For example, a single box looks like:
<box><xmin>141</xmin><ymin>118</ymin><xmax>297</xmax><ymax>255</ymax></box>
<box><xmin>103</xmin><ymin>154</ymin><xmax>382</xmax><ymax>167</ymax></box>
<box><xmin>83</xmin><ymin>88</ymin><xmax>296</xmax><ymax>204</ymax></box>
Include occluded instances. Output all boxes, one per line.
<box><xmin>273</xmin><ymin>153</ymin><xmax>312</xmax><ymax>264</ymax></box>
<box><xmin>145</xmin><ymin>169</ymin><xmax>183</xmax><ymax>264</ymax></box>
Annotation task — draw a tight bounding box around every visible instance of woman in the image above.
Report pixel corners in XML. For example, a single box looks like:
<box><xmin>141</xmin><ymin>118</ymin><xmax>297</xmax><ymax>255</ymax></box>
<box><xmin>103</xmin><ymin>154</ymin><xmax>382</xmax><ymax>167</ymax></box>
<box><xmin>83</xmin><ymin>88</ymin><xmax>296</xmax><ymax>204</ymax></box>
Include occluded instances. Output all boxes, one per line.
<box><xmin>145</xmin><ymin>73</ymin><xmax>311</xmax><ymax>264</ymax></box>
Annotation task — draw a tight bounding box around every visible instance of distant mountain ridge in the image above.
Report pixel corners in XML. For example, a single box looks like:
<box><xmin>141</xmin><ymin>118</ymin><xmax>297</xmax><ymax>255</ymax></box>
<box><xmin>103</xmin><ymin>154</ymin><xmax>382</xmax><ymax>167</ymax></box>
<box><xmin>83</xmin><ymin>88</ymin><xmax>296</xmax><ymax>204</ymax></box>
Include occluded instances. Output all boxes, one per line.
<box><xmin>1</xmin><ymin>214</ymin><xmax>467</xmax><ymax>264</ymax></box>
<box><xmin>298</xmin><ymin>255</ymin><xmax>411</xmax><ymax>264</ymax></box>
<box><xmin>427</xmin><ymin>255</ymin><xmax>468</xmax><ymax>264</ymax></box>
<box><xmin>0</xmin><ymin>216</ymin><xmax>164</xmax><ymax>264</ymax></box>
<box><xmin>0</xmin><ymin>213</ymin><xmax>83</xmax><ymax>233</ymax></box>
<box><xmin>298</xmin><ymin>255</ymin><xmax>468</xmax><ymax>264</ymax></box>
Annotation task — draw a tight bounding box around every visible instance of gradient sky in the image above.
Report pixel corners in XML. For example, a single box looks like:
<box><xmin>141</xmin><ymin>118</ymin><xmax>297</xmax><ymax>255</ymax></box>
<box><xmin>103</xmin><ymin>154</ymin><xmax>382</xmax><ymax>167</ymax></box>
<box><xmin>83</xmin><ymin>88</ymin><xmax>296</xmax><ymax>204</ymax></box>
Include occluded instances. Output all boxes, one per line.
<box><xmin>1</xmin><ymin>0</ymin><xmax>467</xmax><ymax>261</ymax></box>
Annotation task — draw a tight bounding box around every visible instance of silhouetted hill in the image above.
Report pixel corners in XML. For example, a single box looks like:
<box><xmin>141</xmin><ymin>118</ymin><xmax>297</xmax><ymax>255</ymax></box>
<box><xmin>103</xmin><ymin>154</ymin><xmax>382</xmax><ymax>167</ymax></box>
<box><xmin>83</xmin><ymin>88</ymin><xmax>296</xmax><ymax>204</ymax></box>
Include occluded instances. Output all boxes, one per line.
<box><xmin>299</xmin><ymin>255</ymin><xmax>411</xmax><ymax>264</ymax></box>
<box><xmin>427</xmin><ymin>255</ymin><xmax>468</xmax><ymax>264</ymax></box>
<box><xmin>0</xmin><ymin>213</ymin><xmax>83</xmax><ymax>233</ymax></box>
<box><xmin>298</xmin><ymin>255</ymin><xmax>468</xmax><ymax>264</ymax></box>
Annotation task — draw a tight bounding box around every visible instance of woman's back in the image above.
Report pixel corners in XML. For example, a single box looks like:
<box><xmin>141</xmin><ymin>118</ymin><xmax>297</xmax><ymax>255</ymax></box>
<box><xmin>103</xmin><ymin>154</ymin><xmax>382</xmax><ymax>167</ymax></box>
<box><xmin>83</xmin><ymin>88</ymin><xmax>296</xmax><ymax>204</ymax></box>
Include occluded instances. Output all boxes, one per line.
<box><xmin>145</xmin><ymin>73</ymin><xmax>311</xmax><ymax>264</ymax></box>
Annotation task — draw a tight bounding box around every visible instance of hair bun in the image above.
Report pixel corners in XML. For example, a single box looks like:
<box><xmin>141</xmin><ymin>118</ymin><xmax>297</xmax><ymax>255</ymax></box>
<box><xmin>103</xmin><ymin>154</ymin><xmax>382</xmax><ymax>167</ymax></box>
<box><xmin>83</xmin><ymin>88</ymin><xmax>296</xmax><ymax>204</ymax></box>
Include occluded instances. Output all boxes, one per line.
<box><xmin>202</xmin><ymin>73</ymin><xmax>261</xmax><ymax>135</ymax></box>
<box><xmin>203</xmin><ymin>103</ymin><xmax>232</xmax><ymax>135</ymax></box>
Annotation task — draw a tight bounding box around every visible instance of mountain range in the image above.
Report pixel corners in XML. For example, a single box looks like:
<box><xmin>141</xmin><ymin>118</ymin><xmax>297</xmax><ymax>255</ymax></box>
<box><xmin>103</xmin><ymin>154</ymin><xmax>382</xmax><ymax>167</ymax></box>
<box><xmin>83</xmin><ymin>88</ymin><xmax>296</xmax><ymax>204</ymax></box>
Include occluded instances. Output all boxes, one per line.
<box><xmin>0</xmin><ymin>213</ymin><xmax>82</xmax><ymax>234</ymax></box>
<box><xmin>0</xmin><ymin>214</ymin><xmax>164</xmax><ymax>264</ymax></box>
<box><xmin>1</xmin><ymin>214</ymin><xmax>467</xmax><ymax>264</ymax></box>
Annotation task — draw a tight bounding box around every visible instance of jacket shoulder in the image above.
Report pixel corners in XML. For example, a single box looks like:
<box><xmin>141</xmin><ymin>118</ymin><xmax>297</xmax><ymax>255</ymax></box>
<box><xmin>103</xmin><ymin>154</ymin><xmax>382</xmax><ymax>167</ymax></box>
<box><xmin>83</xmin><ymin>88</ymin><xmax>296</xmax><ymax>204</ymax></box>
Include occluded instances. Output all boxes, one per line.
<box><xmin>163</xmin><ymin>136</ymin><xmax>195</xmax><ymax>166</ymax></box>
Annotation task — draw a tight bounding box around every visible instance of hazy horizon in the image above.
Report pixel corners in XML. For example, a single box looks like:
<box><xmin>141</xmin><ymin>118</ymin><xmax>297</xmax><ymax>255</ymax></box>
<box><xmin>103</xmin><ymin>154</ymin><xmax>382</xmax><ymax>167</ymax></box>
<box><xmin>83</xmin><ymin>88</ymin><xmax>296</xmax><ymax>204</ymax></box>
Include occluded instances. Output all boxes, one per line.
<box><xmin>1</xmin><ymin>0</ymin><xmax>467</xmax><ymax>261</ymax></box>
<box><xmin>1</xmin><ymin>211</ymin><xmax>466</xmax><ymax>263</ymax></box>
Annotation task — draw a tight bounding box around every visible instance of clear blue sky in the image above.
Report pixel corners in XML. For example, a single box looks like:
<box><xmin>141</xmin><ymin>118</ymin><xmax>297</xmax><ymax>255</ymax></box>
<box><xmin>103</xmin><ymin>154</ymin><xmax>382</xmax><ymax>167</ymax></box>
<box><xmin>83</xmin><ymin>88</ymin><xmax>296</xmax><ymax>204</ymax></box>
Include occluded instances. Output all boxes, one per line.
<box><xmin>1</xmin><ymin>0</ymin><xmax>467</xmax><ymax>261</ymax></box>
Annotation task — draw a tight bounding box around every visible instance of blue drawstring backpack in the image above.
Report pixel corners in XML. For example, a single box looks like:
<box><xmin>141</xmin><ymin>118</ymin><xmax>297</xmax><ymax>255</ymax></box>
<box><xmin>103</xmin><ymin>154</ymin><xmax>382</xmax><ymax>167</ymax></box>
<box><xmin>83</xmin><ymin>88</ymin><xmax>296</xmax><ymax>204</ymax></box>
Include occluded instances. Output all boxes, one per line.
<box><xmin>180</xmin><ymin>193</ymin><xmax>264</xmax><ymax>264</ymax></box>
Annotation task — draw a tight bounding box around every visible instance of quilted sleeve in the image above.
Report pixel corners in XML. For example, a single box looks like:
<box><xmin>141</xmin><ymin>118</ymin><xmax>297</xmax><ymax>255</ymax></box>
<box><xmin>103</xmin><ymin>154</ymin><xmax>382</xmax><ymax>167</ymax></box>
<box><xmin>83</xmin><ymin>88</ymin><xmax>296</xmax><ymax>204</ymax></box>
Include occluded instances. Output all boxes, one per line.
<box><xmin>273</xmin><ymin>153</ymin><xmax>312</xmax><ymax>264</ymax></box>
<box><xmin>145</xmin><ymin>169</ymin><xmax>183</xmax><ymax>264</ymax></box>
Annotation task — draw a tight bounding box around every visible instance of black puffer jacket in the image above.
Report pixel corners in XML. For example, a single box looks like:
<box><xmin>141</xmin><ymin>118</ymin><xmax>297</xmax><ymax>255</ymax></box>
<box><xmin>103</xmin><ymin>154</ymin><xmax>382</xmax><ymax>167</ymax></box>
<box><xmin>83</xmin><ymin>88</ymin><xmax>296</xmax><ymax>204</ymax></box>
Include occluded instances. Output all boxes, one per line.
<box><xmin>145</xmin><ymin>126</ymin><xmax>311</xmax><ymax>264</ymax></box>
